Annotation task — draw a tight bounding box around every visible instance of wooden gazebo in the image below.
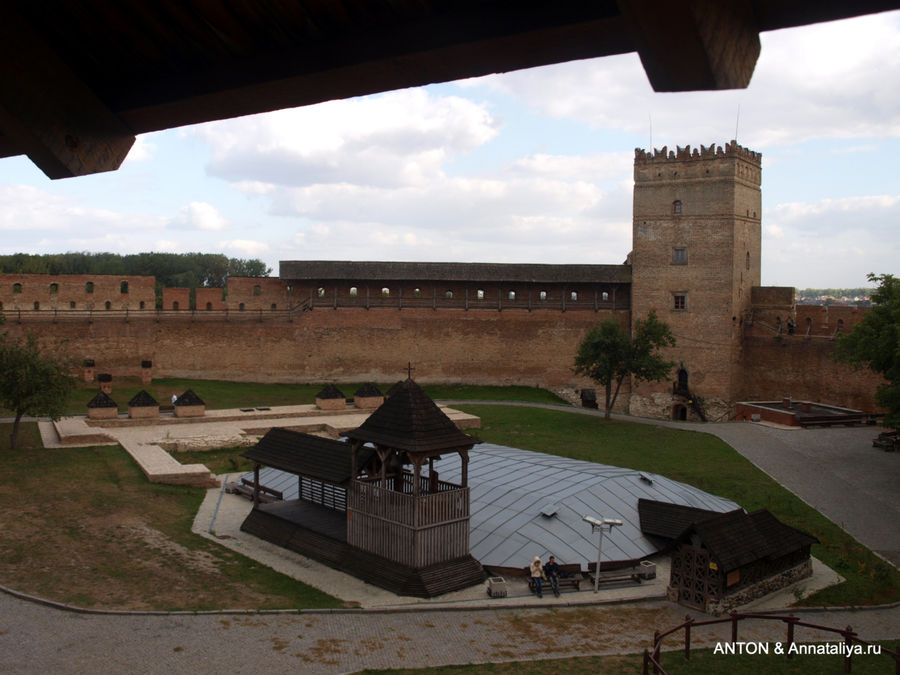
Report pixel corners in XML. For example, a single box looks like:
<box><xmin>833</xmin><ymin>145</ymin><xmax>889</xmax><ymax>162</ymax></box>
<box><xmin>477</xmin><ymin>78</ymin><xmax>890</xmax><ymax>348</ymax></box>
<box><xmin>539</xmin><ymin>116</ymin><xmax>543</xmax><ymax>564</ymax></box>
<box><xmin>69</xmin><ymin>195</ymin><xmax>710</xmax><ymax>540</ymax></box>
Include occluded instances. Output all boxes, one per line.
<box><xmin>239</xmin><ymin>378</ymin><xmax>484</xmax><ymax>597</ymax></box>
<box><xmin>345</xmin><ymin>377</ymin><xmax>477</xmax><ymax>570</ymax></box>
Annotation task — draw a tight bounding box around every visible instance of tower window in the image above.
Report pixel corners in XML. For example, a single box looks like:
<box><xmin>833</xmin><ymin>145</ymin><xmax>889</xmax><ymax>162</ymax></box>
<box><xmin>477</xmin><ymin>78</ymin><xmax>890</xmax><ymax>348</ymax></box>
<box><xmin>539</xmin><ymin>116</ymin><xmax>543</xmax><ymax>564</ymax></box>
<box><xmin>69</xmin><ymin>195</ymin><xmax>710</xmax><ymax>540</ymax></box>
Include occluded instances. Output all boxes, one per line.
<box><xmin>13</xmin><ymin>283</ymin><xmax>22</xmax><ymax>294</ymax></box>
<box><xmin>746</xmin><ymin>252</ymin><xmax>750</xmax><ymax>270</ymax></box>
<box><xmin>253</xmin><ymin>285</ymin><xmax>261</xmax><ymax>296</ymax></box>
<box><xmin>673</xmin><ymin>200</ymin><xmax>682</xmax><ymax>215</ymax></box>
<box><xmin>672</xmin><ymin>247</ymin><xmax>687</xmax><ymax>264</ymax></box>
<box><xmin>85</xmin><ymin>282</ymin><xmax>94</xmax><ymax>294</ymax></box>
<box><xmin>349</xmin><ymin>286</ymin><xmax>358</xmax><ymax>297</ymax></box>
<box><xmin>673</xmin><ymin>293</ymin><xmax>687</xmax><ymax>311</ymax></box>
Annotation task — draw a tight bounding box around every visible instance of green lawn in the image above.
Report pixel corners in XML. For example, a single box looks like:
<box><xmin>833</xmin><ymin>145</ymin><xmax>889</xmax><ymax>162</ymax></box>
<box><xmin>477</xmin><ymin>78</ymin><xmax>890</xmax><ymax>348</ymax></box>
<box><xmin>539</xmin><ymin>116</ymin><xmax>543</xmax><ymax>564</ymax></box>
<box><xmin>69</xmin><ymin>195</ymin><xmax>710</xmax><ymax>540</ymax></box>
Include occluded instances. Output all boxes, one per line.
<box><xmin>62</xmin><ymin>377</ymin><xmax>566</xmax><ymax>414</ymax></box>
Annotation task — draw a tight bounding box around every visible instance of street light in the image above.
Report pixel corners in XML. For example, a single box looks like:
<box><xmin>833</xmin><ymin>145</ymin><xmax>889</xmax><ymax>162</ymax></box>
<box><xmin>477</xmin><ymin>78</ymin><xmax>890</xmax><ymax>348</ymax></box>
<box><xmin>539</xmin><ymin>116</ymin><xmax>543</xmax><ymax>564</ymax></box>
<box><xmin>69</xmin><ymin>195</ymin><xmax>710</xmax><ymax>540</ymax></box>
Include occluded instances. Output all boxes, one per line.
<box><xmin>583</xmin><ymin>515</ymin><xmax>623</xmax><ymax>593</ymax></box>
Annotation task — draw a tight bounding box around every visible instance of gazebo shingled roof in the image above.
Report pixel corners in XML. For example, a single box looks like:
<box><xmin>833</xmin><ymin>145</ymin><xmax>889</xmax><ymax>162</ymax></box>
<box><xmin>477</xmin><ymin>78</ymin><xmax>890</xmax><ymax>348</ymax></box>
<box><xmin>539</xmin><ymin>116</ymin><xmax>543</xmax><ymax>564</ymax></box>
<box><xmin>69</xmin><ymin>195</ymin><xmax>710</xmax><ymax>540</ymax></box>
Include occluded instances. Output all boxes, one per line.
<box><xmin>87</xmin><ymin>391</ymin><xmax>117</xmax><ymax>408</ymax></box>
<box><xmin>638</xmin><ymin>498</ymin><xmax>741</xmax><ymax>540</ymax></box>
<box><xmin>345</xmin><ymin>378</ymin><xmax>475</xmax><ymax>454</ymax></box>
<box><xmin>128</xmin><ymin>390</ymin><xmax>158</xmax><ymax>407</ymax></box>
<box><xmin>316</xmin><ymin>384</ymin><xmax>345</xmax><ymax>400</ymax></box>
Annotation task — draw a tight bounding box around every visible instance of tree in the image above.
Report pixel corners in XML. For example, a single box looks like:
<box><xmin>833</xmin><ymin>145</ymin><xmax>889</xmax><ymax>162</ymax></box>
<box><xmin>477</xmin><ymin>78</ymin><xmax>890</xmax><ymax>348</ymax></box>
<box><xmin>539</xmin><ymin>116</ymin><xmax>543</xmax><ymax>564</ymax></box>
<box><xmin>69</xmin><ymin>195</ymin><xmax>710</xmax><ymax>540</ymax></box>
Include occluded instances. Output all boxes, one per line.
<box><xmin>0</xmin><ymin>333</ymin><xmax>76</xmax><ymax>449</ymax></box>
<box><xmin>573</xmin><ymin>311</ymin><xmax>676</xmax><ymax>419</ymax></box>
<box><xmin>834</xmin><ymin>273</ymin><xmax>900</xmax><ymax>428</ymax></box>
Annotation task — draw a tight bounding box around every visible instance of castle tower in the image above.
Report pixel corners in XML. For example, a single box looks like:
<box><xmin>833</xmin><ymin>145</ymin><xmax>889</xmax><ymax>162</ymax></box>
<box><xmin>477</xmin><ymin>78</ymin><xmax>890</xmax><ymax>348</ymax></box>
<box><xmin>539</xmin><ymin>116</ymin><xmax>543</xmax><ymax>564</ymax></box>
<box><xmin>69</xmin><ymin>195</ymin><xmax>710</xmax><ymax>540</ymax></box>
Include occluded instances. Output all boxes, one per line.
<box><xmin>630</xmin><ymin>141</ymin><xmax>762</xmax><ymax>420</ymax></box>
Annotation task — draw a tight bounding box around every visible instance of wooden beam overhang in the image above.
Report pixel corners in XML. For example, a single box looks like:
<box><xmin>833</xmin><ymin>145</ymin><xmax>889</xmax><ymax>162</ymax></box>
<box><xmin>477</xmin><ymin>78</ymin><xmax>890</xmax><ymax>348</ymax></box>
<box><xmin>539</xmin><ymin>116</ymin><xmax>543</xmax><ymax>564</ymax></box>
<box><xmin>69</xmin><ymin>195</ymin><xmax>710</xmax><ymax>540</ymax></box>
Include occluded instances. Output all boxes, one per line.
<box><xmin>618</xmin><ymin>0</ymin><xmax>761</xmax><ymax>91</ymax></box>
<box><xmin>0</xmin><ymin>6</ymin><xmax>135</xmax><ymax>179</ymax></box>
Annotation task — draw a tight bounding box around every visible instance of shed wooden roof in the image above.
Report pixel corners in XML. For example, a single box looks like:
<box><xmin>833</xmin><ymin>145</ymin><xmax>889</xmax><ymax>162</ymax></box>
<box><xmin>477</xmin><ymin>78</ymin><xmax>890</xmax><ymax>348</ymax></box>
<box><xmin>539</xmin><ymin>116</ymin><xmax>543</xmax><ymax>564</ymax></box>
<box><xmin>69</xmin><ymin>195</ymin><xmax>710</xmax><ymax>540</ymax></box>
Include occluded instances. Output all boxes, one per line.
<box><xmin>638</xmin><ymin>498</ymin><xmax>740</xmax><ymax>540</ymax></box>
<box><xmin>677</xmin><ymin>509</ymin><xmax>818</xmax><ymax>573</ymax></box>
<box><xmin>242</xmin><ymin>428</ymin><xmax>372</xmax><ymax>486</ymax></box>
<box><xmin>345</xmin><ymin>378</ymin><xmax>475</xmax><ymax>454</ymax></box>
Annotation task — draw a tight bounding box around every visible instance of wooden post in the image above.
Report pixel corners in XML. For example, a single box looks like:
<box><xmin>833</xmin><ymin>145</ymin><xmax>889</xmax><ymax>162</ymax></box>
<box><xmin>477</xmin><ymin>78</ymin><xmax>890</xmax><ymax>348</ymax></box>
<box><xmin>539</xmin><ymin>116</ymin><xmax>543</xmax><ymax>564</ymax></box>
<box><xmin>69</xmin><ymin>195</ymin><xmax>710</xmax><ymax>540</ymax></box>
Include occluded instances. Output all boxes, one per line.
<box><xmin>253</xmin><ymin>463</ymin><xmax>260</xmax><ymax>507</ymax></box>
<box><xmin>684</xmin><ymin>615</ymin><xmax>692</xmax><ymax>660</ymax></box>
<box><xmin>786</xmin><ymin>614</ymin><xmax>796</xmax><ymax>659</ymax></box>
<box><xmin>412</xmin><ymin>455</ymin><xmax>422</xmax><ymax>496</ymax></box>
<box><xmin>731</xmin><ymin>612</ymin><xmax>739</xmax><ymax>644</ymax></box>
<box><xmin>652</xmin><ymin>631</ymin><xmax>661</xmax><ymax>674</ymax></box>
<box><xmin>459</xmin><ymin>448</ymin><xmax>469</xmax><ymax>487</ymax></box>
<box><xmin>844</xmin><ymin>625</ymin><xmax>854</xmax><ymax>673</ymax></box>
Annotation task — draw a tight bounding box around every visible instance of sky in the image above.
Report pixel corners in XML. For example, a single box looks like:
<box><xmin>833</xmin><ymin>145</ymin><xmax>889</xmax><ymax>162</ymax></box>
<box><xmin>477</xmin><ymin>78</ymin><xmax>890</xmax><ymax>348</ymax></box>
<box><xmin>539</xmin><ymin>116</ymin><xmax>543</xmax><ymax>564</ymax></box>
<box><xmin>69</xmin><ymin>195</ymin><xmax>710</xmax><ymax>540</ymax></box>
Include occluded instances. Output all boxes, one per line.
<box><xmin>1</xmin><ymin>11</ymin><xmax>898</xmax><ymax>290</ymax></box>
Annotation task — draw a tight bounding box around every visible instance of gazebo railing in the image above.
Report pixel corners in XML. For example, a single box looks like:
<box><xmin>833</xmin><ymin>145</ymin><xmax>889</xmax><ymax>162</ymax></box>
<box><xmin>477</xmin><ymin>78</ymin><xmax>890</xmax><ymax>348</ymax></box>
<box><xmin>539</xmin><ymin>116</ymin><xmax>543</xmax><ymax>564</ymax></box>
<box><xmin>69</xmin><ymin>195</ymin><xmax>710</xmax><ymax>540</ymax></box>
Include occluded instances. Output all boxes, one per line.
<box><xmin>643</xmin><ymin>612</ymin><xmax>900</xmax><ymax>674</ymax></box>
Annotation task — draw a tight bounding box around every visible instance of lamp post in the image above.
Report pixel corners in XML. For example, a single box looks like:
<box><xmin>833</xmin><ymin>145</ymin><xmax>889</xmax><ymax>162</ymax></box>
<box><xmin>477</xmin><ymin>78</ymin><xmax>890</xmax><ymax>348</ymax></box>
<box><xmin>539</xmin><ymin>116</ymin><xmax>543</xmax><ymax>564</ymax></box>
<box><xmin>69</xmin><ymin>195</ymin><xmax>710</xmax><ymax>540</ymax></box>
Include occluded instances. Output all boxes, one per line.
<box><xmin>583</xmin><ymin>515</ymin><xmax>623</xmax><ymax>593</ymax></box>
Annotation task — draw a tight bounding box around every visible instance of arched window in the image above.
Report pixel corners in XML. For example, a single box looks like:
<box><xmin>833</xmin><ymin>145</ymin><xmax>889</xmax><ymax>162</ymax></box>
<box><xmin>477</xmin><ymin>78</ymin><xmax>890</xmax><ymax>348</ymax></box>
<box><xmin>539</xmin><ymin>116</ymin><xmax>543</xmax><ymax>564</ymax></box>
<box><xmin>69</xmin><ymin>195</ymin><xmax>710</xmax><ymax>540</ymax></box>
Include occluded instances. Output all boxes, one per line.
<box><xmin>477</xmin><ymin>289</ymin><xmax>485</xmax><ymax>300</ymax></box>
<box><xmin>601</xmin><ymin>291</ymin><xmax>609</xmax><ymax>302</ymax></box>
<box><xmin>317</xmin><ymin>287</ymin><xmax>326</xmax><ymax>298</ymax></box>
<box><xmin>104</xmin><ymin>301</ymin><xmax>111</xmax><ymax>310</ymax></box>
<box><xmin>0</xmin><ymin>301</ymin><xmax>3</xmax><ymax>310</ymax></box>
<box><xmin>539</xmin><ymin>290</ymin><xmax>547</xmax><ymax>301</ymax></box>
<box><xmin>570</xmin><ymin>291</ymin><xmax>578</xmax><ymax>302</ymax></box>
<box><xmin>508</xmin><ymin>290</ymin><xmax>516</xmax><ymax>301</ymax></box>
<box><xmin>673</xmin><ymin>200</ymin><xmax>682</xmax><ymax>214</ymax></box>
<box><xmin>85</xmin><ymin>282</ymin><xmax>94</xmax><ymax>294</ymax></box>
<box><xmin>381</xmin><ymin>287</ymin><xmax>390</xmax><ymax>297</ymax></box>
<box><xmin>837</xmin><ymin>319</ymin><xmax>844</xmax><ymax>333</ymax></box>
<box><xmin>172</xmin><ymin>301</ymin><xmax>180</xmax><ymax>311</ymax></box>
<box><xmin>49</xmin><ymin>283</ymin><xmax>58</xmax><ymax>294</ymax></box>
<box><xmin>445</xmin><ymin>290</ymin><xmax>453</xmax><ymax>299</ymax></box>
<box><xmin>238</xmin><ymin>302</ymin><xmax>245</xmax><ymax>311</ymax></box>
<box><xmin>805</xmin><ymin>317</ymin><xmax>812</xmax><ymax>334</ymax></box>
<box><xmin>206</xmin><ymin>302</ymin><xmax>212</xmax><ymax>310</ymax></box>
<box><xmin>139</xmin><ymin>301</ymin><xmax>145</xmax><ymax>310</ymax></box>
<box><xmin>13</xmin><ymin>283</ymin><xmax>22</xmax><ymax>294</ymax></box>
<box><xmin>270</xmin><ymin>303</ymin><xmax>277</xmax><ymax>310</ymax></box>
<box><xmin>69</xmin><ymin>301</ymin><xmax>75</xmax><ymax>309</ymax></box>
<box><xmin>349</xmin><ymin>286</ymin><xmax>358</xmax><ymax>297</ymax></box>
<box><xmin>746</xmin><ymin>251</ymin><xmax>750</xmax><ymax>270</ymax></box>
<box><xmin>33</xmin><ymin>301</ymin><xmax>39</xmax><ymax>310</ymax></box>
<box><xmin>253</xmin><ymin>285</ymin><xmax>261</xmax><ymax>296</ymax></box>
<box><xmin>120</xmin><ymin>281</ymin><xmax>129</xmax><ymax>294</ymax></box>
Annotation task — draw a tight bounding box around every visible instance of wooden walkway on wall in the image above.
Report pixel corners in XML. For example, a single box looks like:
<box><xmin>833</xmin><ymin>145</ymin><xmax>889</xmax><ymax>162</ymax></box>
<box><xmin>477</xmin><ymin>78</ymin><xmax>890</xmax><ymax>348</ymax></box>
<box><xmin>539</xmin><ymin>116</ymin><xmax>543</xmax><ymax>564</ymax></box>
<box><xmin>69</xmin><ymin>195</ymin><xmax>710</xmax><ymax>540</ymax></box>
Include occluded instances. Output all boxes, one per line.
<box><xmin>240</xmin><ymin>504</ymin><xmax>485</xmax><ymax>598</ymax></box>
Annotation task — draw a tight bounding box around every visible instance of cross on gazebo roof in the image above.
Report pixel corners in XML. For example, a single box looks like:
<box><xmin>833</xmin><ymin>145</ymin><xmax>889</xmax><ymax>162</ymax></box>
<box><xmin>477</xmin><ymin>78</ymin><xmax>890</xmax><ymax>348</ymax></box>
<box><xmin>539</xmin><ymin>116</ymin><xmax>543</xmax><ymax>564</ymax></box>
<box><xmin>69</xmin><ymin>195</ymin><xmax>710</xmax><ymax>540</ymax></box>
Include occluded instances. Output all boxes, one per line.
<box><xmin>405</xmin><ymin>362</ymin><xmax>415</xmax><ymax>379</ymax></box>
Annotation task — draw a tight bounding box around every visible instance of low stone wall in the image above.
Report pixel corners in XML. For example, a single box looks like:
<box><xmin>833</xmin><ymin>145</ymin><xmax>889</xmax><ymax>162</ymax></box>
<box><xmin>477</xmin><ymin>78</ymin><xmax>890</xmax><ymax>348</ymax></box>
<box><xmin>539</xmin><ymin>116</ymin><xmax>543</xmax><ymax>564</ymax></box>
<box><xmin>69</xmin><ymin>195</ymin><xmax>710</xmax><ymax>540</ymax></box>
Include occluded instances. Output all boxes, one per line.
<box><xmin>705</xmin><ymin>559</ymin><xmax>813</xmax><ymax>616</ymax></box>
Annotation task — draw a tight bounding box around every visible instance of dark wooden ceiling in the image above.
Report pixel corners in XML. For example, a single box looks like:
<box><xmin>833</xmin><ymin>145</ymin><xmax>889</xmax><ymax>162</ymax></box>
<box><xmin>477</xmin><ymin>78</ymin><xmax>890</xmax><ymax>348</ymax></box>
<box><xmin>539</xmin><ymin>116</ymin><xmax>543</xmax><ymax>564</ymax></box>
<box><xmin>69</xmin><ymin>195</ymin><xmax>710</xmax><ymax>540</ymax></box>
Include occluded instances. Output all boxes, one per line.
<box><xmin>1</xmin><ymin>0</ymin><xmax>897</xmax><ymax>179</ymax></box>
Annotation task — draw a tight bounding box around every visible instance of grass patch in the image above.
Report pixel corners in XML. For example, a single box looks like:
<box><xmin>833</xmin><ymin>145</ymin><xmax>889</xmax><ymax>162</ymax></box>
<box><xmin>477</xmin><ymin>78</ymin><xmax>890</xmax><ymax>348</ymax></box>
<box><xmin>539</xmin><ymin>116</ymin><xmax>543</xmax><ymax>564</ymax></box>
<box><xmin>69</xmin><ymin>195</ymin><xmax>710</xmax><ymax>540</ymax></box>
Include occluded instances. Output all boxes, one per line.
<box><xmin>175</xmin><ymin>445</ymin><xmax>255</xmax><ymax>475</ymax></box>
<box><xmin>60</xmin><ymin>377</ymin><xmax>565</xmax><ymax>414</ymax></box>
<box><xmin>0</xmin><ymin>422</ymin><xmax>341</xmax><ymax>611</ymax></box>
<box><xmin>459</xmin><ymin>405</ymin><xmax>900</xmax><ymax>607</ymax></box>
<box><xmin>360</xmin><ymin>641</ymin><xmax>900</xmax><ymax>674</ymax></box>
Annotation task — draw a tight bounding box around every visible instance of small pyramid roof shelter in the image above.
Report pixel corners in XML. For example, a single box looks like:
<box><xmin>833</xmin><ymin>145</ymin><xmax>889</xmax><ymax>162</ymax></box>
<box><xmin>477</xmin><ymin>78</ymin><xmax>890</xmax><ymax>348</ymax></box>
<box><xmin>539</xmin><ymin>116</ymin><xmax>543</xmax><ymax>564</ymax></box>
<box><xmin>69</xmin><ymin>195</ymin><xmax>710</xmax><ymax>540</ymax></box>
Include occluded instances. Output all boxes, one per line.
<box><xmin>87</xmin><ymin>391</ymin><xmax>117</xmax><ymax>408</ymax></box>
<box><xmin>345</xmin><ymin>378</ymin><xmax>475</xmax><ymax>455</ymax></box>
<box><xmin>128</xmin><ymin>390</ymin><xmax>158</xmax><ymax>407</ymax></box>
<box><xmin>174</xmin><ymin>389</ymin><xmax>205</xmax><ymax>406</ymax></box>
<box><xmin>316</xmin><ymin>384</ymin><xmax>345</xmax><ymax>400</ymax></box>
<box><xmin>354</xmin><ymin>382</ymin><xmax>382</xmax><ymax>398</ymax></box>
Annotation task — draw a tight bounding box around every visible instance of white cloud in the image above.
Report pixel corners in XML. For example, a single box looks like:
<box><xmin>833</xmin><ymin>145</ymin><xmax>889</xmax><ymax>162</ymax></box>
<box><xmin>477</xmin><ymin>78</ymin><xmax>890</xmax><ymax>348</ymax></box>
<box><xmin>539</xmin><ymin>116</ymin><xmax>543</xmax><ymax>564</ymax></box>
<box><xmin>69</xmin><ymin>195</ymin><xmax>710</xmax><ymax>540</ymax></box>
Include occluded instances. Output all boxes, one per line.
<box><xmin>171</xmin><ymin>201</ymin><xmax>227</xmax><ymax>231</ymax></box>
<box><xmin>192</xmin><ymin>89</ymin><xmax>499</xmax><ymax>188</ymax></box>
<box><xmin>123</xmin><ymin>135</ymin><xmax>156</xmax><ymax>164</ymax></box>
<box><xmin>217</xmin><ymin>239</ymin><xmax>270</xmax><ymax>256</ymax></box>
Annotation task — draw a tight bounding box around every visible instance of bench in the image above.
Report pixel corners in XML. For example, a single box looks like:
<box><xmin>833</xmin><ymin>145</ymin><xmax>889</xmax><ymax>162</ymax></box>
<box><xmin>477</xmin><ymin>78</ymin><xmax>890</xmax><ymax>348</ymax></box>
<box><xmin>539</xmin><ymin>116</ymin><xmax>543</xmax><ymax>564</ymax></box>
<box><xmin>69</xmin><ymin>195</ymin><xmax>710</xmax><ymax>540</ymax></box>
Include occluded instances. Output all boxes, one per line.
<box><xmin>586</xmin><ymin>562</ymin><xmax>655</xmax><ymax>587</ymax></box>
<box><xmin>524</xmin><ymin>563</ymin><xmax>584</xmax><ymax>594</ymax></box>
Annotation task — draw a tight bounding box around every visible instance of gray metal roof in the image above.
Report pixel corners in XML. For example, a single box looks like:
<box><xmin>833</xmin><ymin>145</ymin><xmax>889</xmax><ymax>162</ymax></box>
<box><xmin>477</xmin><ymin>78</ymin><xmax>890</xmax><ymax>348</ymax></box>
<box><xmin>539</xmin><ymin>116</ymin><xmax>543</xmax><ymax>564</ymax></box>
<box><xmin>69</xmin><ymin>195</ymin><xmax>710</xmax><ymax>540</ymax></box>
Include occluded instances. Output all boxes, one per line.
<box><xmin>279</xmin><ymin>261</ymin><xmax>631</xmax><ymax>284</ymax></box>
<box><xmin>244</xmin><ymin>442</ymin><xmax>739</xmax><ymax>569</ymax></box>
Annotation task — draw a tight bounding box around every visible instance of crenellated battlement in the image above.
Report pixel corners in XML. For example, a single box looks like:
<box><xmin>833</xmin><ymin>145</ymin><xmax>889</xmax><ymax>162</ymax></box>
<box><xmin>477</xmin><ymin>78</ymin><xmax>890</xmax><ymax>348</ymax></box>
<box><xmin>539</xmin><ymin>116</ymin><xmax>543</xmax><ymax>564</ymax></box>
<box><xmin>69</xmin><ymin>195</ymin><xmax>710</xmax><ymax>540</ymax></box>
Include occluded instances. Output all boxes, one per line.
<box><xmin>634</xmin><ymin>140</ymin><xmax>761</xmax><ymax>165</ymax></box>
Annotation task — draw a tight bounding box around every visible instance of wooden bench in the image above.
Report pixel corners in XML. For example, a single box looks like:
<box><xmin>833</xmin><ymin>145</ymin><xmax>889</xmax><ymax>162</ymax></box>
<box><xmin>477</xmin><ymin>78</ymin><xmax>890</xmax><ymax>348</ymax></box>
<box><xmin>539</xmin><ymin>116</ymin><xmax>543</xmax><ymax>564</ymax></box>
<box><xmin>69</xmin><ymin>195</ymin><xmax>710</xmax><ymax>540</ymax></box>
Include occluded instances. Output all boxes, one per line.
<box><xmin>586</xmin><ymin>562</ymin><xmax>652</xmax><ymax>587</ymax></box>
<box><xmin>524</xmin><ymin>563</ymin><xmax>584</xmax><ymax>594</ymax></box>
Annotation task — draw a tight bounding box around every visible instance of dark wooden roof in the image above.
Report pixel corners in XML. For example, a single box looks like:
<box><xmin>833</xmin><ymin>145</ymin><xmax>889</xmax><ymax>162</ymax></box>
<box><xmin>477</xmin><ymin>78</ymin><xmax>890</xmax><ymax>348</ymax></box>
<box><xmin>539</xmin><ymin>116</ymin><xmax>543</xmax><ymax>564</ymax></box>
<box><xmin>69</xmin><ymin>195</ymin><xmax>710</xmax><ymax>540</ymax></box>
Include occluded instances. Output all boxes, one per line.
<box><xmin>354</xmin><ymin>383</ymin><xmax>383</xmax><ymax>397</ymax></box>
<box><xmin>638</xmin><ymin>498</ymin><xmax>740</xmax><ymax>540</ymax></box>
<box><xmin>128</xmin><ymin>390</ymin><xmax>159</xmax><ymax>407</ymax></box>
<box><xmin>280</xmin><ymin>261</ymin><xmax>631</xmax><ymax>284</ymax></box>
<box><xmin>5</xmin><ymin>1</ymin><xmax>895</xmax><ymax>179</ymax></box>
<box><xmin>87</xmin><ymin>391</ymin><xmax>117</xmax><ymax>408</ymax></box>
<box><xmin>345</xmin><ymin>378</ymin><xmax>475</xmax><ymax>454</ymax></box>
<box><xmin>174</xmin><ymin>389</ymin><xmax>205</xmax><ymax>406</ymax></box>
<box><xmin>316</xmin><ymin>384</ymin><xmax>346</xmax><ymax>400</ymax></box>
<box><xmin>242</xmin><ymin>428</ymin><xmax>371</xmax><ymax>485</ymax></box>
<box><xmin>678</xmin><ymin>509</ymin><xmax>818</xmax><ymax>573</ymax></box>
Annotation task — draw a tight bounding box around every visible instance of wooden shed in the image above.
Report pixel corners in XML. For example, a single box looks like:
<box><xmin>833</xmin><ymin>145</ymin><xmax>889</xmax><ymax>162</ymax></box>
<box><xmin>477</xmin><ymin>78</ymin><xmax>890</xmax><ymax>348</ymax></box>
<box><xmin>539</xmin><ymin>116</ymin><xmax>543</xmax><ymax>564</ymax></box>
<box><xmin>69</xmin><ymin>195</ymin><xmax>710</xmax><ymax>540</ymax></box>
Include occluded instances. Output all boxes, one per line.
<box><xmin>667</xmin><ymin>508</ymin><xmax>817</xmax><ymax>614</ymax></box>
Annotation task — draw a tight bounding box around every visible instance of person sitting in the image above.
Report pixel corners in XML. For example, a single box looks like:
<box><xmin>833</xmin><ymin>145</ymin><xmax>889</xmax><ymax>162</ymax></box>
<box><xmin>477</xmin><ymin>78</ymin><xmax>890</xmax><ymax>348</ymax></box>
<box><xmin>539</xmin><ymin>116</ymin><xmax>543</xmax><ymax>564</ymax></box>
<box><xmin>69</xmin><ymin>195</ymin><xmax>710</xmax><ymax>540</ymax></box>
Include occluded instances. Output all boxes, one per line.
<box><xmin>529</xmin><ymin>556</ymin><xmax>543</xmax><ymax>598</ymax></box>
<box><xmin>544</xmin><ymin>555</ymin><xmax>561</xmax><ymax>597</ymax></box>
